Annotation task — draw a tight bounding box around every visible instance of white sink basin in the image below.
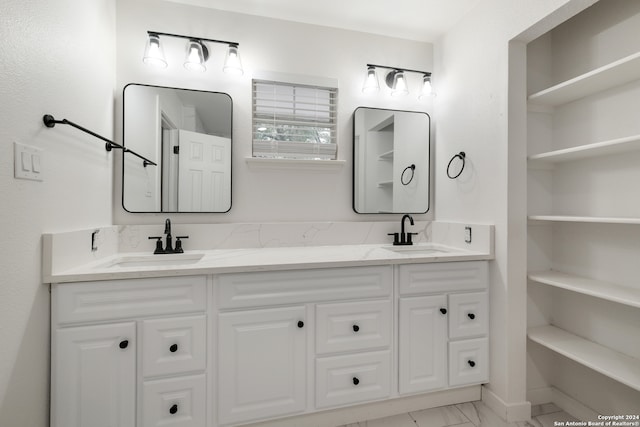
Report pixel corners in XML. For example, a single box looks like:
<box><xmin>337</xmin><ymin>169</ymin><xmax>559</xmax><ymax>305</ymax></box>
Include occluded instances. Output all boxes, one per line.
<box><xmin>99</xmin><ymin>253</ymin><xmax>204</xmax><ymax>269</ymax></box>
<box><xmin>383</xmin><ymin>244</ymin><xmax>452</xmax><ymax>255</ymax></box>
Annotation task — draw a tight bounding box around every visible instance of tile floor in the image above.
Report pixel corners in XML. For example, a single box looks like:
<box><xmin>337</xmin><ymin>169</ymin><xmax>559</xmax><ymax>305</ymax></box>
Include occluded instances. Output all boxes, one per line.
<box><xmin>339</xmin><ymin>400</ymin><xmax>580</xmax><ymax>427</ymax></box>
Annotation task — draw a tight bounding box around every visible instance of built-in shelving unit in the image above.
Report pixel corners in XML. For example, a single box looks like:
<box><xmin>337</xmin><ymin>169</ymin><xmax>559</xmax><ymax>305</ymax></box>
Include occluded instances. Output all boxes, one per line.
<box><xmin>527</xmin><ymin>51</ymin><xmax>640</xmax><ymax>106</ymax></box>
<box><xmin>528</xmin><ymin>270</ymin><xmax>640</xmax><ymax>309</ymax></box>
<box><xmin>527</xmin><ymin>215</ymin><xmax>640</xmax><ymax>225</ymax></box>
<box><xmin>527</xmin><ymin>325</ymin><xmax>640</xmax><ymax>392</ymax></box>
<box><xmin>525</xmin><ymin>1</ymin><xmax>640</xmax><ymax>415</ymax></box>
<box><xmin>528</xmin><ymin>134</ymin><xmax>640</xmax><ymax>166</ymax></box>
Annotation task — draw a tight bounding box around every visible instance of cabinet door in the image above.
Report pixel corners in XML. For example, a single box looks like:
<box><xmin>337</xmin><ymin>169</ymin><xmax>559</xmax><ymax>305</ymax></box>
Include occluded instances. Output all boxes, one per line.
<box><xmin>398</xmin><ymin>295</ymin><xmax>447</xmax><ymax>394</ymax></box>
<box><xmin>218</xmin><ymin>306</ymin><xmax>307</xmax><ymax>425</ymax></box>
<box><xmin>52</xmin><ymin>322</ymin><xmax>136</xmax><ymax>427</ymax></box>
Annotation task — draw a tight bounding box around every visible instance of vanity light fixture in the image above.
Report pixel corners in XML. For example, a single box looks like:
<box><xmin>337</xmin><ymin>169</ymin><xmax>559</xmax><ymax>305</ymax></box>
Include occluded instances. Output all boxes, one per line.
<box><xmin>363</xmin><ymin>64</ymin><xmax>433</xmax><ymax>99</ymax></box>
<box><xmin>389</xmin><ymin>70</ymin><xmax>409</xmax><ymax>97</ymax></box>
<box><xmin>143</xmin><ymin>33</ymin><xmax>168</xmax><ymax>68</ymax></box>
<box><xmin>223</xmin><ymin>44</ymin><xmax>243</xmax><ymax>75</ymax></box>
<box><xmin>143</xmin><ymin>31</ymin><xmax>243</xmax><ymax>75</ymax></box>
<box><xmin>184</xmin><ymin>39</ymin><xmax>208</xmax><ymax>72</ymax></box>
<box><xmin>419</xmin><ymin>74</ymin><xmax>433</xmax><ymax>99</ymax></box>
<box><xmin>362</xmin><ymin>65</ymin><xmax>380</xmax><ymax>93</ymax></box>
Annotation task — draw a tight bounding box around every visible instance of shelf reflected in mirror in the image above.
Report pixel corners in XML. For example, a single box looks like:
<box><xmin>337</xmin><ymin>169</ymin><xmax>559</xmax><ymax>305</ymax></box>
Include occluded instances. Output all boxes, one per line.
<box><xmin>352</xmin><ymin>107</ymin><xmax>431</xmax><ymax>214</ymax></box>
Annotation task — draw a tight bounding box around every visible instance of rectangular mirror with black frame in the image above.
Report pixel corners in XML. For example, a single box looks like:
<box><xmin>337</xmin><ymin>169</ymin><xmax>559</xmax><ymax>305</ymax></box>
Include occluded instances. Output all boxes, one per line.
<box><xmin>122</xmin><ymin>83</ymin><xmax>232</xmax><ymax>213</ymax></box>
<box><xmin>353</xmin><ymin>107</ymin><xmax>431</xmax><ymax>214</ymax></box>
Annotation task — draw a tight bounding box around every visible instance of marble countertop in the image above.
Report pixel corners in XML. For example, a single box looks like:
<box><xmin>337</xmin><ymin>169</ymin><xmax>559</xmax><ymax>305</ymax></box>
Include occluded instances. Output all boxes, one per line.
<box><xmin>48</xmin><ymin>243</ymin><xmax>492</xmax><ymax>283</ymax></box>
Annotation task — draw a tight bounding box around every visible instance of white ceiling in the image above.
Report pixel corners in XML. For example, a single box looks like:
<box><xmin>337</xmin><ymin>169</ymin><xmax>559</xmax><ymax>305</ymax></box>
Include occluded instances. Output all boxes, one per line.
<box><xmin>164</xmin><ymin>0</ymin><xmax>481</xmax><ymax>42</ymax></box>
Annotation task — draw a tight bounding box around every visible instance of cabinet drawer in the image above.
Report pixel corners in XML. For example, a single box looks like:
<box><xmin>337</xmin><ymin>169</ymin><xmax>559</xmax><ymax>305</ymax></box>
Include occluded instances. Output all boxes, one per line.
<box><xmin>398</xmin><ymin>262</ymin><xmax>488</xmax><ymax>296</ymax></box>
<box><xmin>315</xmin><ymin>350</ymin><xmax>391</xmax><ymax>409</ymax></box>
<box><xmin>448</xmin><ymin>292</ymin><xmax>488</xmax><ymax>339</ymax></box>
<box><xmin>141</xmin><ymin>374</ymin><xmax>206</xmax><ymax>427</ymax></box>
<box><xmin>448</xmin><ymin>338</ymin><xmax>488</xmax><ymax>387</ymax></box>
<box><xmin>316</xmin><ymin>300</ymin><xmax>391</xmax><ymax>354</ymax></box>
<box><xmin>53</xmin><ymin>276</ymin><xmax>207</xmax><ymax>324</ymax></box>
<box><xmin>217</xmin><ymin>266</ymin><xmax>392</xmax><ymax>309</ymax></box>
<box><xmin>142</xmin><ymin>315</ymin><xmax>206</xmax><ymax>378</ymax></box>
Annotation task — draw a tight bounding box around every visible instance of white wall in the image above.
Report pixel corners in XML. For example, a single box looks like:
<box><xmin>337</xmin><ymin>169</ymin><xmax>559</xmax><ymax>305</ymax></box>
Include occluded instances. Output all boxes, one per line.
<box><xmin>0</xmin><ymin>0</ymin><xmax>116</xmax><ymax>426</ymax></box>
<box><xmin>114</xmin><ymin>0</ymin><xmax>435</xmax><ymax>224</ymax></box>
<box><xmin>433</xmin><ymin>0</ymin><xmax>597</xmax><ymax>418</ymax></box>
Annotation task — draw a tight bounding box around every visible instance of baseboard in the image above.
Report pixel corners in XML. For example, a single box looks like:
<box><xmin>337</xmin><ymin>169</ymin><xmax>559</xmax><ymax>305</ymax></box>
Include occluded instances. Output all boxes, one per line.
<box><xmin>526</xmin><ymin>386</ymin><xmax>600</xmax><ymax>421</ymax></box>
<box><xmin>241</xmin><ymin>386</ymin><xmax>482</xmax><ymax>427</ymax></box>
<box><xmin>527</xmin><ymin>386</ymin><xmax>553</xmax><ymax>406</ymax></box>
<box><xmin>551</xmin><ymin>387</ymin><xmax>600</xmax><ymax>421</ymax></box>
<box><xmin>481</xmin><ymin>386</ymin><xmax>532</xmax><ymax>422</ymax></box>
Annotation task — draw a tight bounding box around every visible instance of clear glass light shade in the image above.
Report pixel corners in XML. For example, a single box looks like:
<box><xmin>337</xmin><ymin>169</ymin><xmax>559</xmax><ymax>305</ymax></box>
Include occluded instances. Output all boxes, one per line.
<box><xmin>143</xmin><ymin>34</ymin><xmax>168</xmax><ymax>68</ymax></box>
<box><xmin>419</xmin><ymin>75</ymin><xmax>433</xmax><ymax>99</ymax></box>
<box><xmin>362</xmin><ymin>67</ymin><xmax>380</xmax><ymax>93</ymax></box>
<box><xmin>391</xmin><ymin>71</ymin><xmax>409</xmax><ymax>96</ymax></box>
<box><xmin>223</xmin><ymin>45</ymin><xmax>244</xmax><ymax>75</ymax></box>
<box><xmin>184</xmin><ymin>40</ymin><xmax>207</xmax><ymax>72</ymax></box>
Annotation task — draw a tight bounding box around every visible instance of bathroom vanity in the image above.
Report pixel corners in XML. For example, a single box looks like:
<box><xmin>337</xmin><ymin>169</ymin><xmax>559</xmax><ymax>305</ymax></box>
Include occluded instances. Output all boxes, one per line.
<box><xmin>44</xmin><ymin>222</ymin><xmax>493</xmax><ymax>427</ymax></box>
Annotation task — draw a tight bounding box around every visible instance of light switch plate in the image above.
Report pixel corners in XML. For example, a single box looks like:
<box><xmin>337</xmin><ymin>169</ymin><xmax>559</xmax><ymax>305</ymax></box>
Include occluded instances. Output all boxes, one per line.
<box><xmin>14</xmin><ymin>142</ymin><xmax>43</xmax><ymax>181</ymax></box>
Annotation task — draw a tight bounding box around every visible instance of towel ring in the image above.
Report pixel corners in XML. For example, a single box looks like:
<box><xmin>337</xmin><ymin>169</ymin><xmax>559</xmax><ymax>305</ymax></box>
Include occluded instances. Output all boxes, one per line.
<box><xmin>446</xmin><ymin>152</ymin><xmax>466</xmax><ymax>179</ymax></box>
<box><xmin>401</xmin><ymin>164</ymin><xmax>415</xmax><ymax>185</ymax></box>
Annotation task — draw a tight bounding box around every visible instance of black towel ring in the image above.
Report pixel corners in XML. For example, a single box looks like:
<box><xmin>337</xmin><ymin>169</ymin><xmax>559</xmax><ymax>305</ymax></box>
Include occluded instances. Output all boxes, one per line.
<box><xmin>446</xmin><ymin>152</ymin><xmax>466</xmax><ymax>179</ymax></box>
<box><xmin>401</xmin><ymin>164</ymin><xmax>415</xmax><ymax>185</ymax></box>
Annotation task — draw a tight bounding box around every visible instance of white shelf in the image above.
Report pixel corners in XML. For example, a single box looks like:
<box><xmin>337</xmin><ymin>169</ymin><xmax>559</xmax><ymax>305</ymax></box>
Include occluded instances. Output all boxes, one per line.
<box><xmin>528</xmin><ymin>325</ymin><xmax>640</xmax><ymax>392</ymax></box>
<box><xmin>378</xmin><ymin>150</ymin><xmax>394</xmax><ymax>160</ymax></box>
<box><xmin>528</xmin><ymin>51</ymin><xmax>640</xmax><ymax>106</ymax></box>
<box><xmin>528</xmin><ymin>270</ymin><xmax>640</xmax><ymax>309</ymax></box>
<box><xmin>528</xmin><ymin>134</ymin><xmax>640</xmax><ymax>165</ymax></box>
<box><xmin>245</xmin><ymin>157</ymin><xmax>346</xmax><ymax>172</ymax></box>
<box><xmin>528</xmin><ymin>215</ymin><xmax>640</xmax><ymax>225</ymax></box>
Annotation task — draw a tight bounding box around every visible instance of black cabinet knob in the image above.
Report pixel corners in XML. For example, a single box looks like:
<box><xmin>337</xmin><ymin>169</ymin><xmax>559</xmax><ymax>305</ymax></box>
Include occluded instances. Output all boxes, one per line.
<box><xmin>468</xmin><ymin>360</ymin><xmax>476</xmax><ymax>368</ymax></box>
<box><xmin>468</xmin><ymin>313</ymin><xmax>476</xmax><ymax>320</ymax></box>
<box><xmin>169</xmin><ymin>404</ymin><xmax>178</xmax><ymax>415</ymax></box>
<box><xmin>169</xmin><ymin>344</ymin><xmax>178</xmax><ymax>353</ymax></box>
<box><xmin>440</xmin><ymin>308</ymin><xmax>447</xmax><ymax>315</ymax></box>
<box><xmin>297</xmin><ymin>321</ymin><xmax>304</xmax><ymax>328</ymax></box>
<box><xmin>352</xmin><ymin>324</ymin><xmax>360</xmax><ymax>332</ymax></box>
<box><xmin>352</xmin><ymin>377</ymin><xmax>360</xmax><ymax>386</ymax></box>
<box><xmin>119</xmin><ymin>340</ymin><xmax>129</xmax><ymax>349</ymax></box>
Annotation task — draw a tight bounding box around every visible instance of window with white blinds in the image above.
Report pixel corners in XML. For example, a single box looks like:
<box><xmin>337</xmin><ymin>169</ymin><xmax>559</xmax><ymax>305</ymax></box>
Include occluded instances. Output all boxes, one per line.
<box><xmin>252</xmin><ymin>79</ymin><xmax>338</xmax><ymax>160</ymax></box>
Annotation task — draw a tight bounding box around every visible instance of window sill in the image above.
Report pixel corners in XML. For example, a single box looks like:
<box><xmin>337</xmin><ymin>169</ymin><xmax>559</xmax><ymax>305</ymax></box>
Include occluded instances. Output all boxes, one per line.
<box><xmin>245</xmin><ymin>157</ymin><xmax>347</xmax><ymax>172</ymax></box>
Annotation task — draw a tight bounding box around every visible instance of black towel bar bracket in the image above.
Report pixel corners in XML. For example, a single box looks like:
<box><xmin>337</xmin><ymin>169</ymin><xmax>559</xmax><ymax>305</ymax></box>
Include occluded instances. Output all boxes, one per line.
<box><xmin>42</xmin><ymin>114</ymin><xmax>157</xmax><ymax>167</ymax></box>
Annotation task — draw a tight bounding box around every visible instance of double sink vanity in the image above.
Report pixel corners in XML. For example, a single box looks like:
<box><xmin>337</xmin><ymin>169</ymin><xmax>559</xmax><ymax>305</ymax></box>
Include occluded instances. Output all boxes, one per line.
<box><xmin>43</xmin><ymin>221</ymin><xmax>493</xmax><ymax>427</ymax></box>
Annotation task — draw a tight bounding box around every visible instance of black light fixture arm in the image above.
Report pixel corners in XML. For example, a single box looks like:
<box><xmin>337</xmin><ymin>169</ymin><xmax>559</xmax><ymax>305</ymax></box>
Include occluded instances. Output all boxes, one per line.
<box><xmin>366</xmin><ymin>63</ymin><xmax>431</xmax><ymax>76</ymax></box>
<box><xmin>148</xmin><ymin>31</ymin><xmax>239</xmax><ymax>47</ymax></box>
<box><xmin>42</xmin><ymin>114</ymin><xmax>157</xmax><ymax>167</ymax></box>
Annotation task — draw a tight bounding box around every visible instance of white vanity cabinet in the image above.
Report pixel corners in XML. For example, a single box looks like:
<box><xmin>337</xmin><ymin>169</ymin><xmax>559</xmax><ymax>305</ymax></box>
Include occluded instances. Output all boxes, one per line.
<box><xmin>398</xmin><ymin>261</ymin><xmax>489</xmax><ymax>395</ymax></box>
<box><xmin>215</xmin><ymin>266</ymin><xmax>393</xmax><ymax>426</ymax></box>
<box><xmin>49</xmin><ymin>256</ymin><xmax>491</xmax><ymax>427</ymax></box>
<box><xmin>50</xmin><ymin>276</ymin><xmax>208</xmax><ymax>427</ymax></box>
<box><xmin>217</xmin><ymin>305</ymin><xmax>308</xmax><ymax>425</ymax></box>
<box><xmin>53</xmin><ymin>321</ymin><xmax>137</xmax><ymax>427</ymax></box>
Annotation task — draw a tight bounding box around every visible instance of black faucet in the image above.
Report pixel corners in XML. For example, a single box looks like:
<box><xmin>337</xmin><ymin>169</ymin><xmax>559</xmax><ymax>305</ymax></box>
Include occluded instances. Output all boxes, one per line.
<box><xmin>164</xmin><ymin>218</ymin><xmax>173</xmax><ymax>253</ymax></box>
<box><xmin>148</xmin><ymin>219</ymin><xmax>189</xmax><ymax>254</ymax></box>
<box><xmin>388</xmin><ymin>214</ymin><xmax>418</xmax><ymax>246</ymax></box>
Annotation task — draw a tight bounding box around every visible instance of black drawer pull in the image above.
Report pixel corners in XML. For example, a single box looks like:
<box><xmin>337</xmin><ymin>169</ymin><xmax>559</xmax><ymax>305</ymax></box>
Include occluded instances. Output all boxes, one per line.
<box><xmin>352</xmin><ymin>377</ymin><xmax>360</xmax><ymax>386</ymax></box>
<box><xmin>169</xmin><ymin>404</ymin><xmax>178</xmax><ymax>415</ymax></box>
<box><xmin>352</xmin><ymin>324</ymin><xmax>360</xmax><ymax>332</ymax></box>
<box><xmin>169</xmin><ymin>344</ymin><xmax>178</xmax><ymax>353</ymax></box>
<box><xmin>468</xmin><ymin>313</ymin><xmax>476</xmax><ymax>320</ymax></box>
<box><xmin>468</xmin><ymin>360</ymin><xmax>476</xmax><ymax>368</ymax></box>
<box><xmin>119</xmin><ymin>340</ymin><xmax>129</xmax><ymax>349</ymax></box>
<box><xmin>440</xmin><ymin>308</ymin><xmax>447</xmax><ymax>315</ymax></box>
<box><xmin>297</xmin><ymin>321</ymin><xmax>304</xmax><ymax>328</ymax></box>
